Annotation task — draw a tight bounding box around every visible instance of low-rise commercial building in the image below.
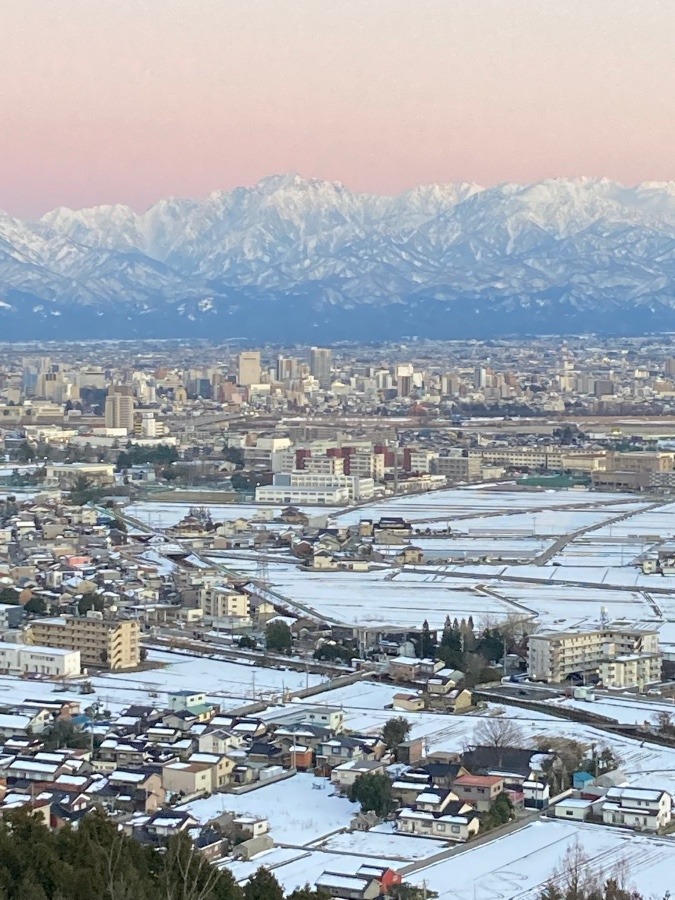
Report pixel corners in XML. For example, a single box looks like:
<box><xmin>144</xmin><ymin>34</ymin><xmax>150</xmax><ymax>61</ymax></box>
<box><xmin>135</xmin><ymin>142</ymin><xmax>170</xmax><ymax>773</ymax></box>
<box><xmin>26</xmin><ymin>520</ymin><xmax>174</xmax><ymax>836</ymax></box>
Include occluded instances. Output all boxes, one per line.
<box><xmin>0</xmin><ymin>642</ymin><xmax>80</xmax><ymax>677</ymax></box>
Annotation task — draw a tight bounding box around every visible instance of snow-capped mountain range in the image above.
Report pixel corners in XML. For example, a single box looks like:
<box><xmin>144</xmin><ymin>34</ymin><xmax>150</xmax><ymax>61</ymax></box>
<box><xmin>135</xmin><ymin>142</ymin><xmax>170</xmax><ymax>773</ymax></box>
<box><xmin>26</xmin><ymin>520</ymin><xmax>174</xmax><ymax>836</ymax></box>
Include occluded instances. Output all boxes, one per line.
<box><xmin>1</xmin><ymin>174</ymin><xmax>674</xmax><ymax>340</ymax></box>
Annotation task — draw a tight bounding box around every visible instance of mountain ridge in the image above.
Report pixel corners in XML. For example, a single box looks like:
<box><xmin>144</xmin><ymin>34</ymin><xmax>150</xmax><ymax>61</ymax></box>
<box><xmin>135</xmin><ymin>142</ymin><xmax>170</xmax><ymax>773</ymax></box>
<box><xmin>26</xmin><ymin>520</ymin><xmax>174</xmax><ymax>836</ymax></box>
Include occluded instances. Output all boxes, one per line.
<box><xmin>0</xmin><ymin>175</ymin><xmax>674</xmax><ymax>340</ymax></box>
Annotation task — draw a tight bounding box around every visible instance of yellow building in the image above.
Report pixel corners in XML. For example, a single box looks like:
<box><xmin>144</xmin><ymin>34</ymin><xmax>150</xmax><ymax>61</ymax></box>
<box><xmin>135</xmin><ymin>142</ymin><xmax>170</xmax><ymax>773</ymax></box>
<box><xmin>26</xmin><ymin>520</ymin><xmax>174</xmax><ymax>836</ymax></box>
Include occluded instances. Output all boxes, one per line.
<box><xmin>29</xmin><ymin>615</ymin><xmax>140</xmax><ymax>670</ymax></box>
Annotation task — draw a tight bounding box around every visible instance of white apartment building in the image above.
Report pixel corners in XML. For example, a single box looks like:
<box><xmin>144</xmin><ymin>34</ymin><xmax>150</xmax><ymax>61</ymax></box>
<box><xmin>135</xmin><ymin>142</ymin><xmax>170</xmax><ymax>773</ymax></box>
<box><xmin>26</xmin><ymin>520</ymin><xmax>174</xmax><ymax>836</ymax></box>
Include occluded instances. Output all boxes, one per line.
<box><xmin>0</xmin><ymin>642</ymin><xmax>81</xmax><ymax>678</ymax></box>
<box><xmin>528</xmin><ymin>628</ymin><xmax>661</xmax><ymax>686</ymax></box>
<box><xmin>599</xmin><ymin>654</ymin><xmax>662</xmax><ymax>690</ymax></box>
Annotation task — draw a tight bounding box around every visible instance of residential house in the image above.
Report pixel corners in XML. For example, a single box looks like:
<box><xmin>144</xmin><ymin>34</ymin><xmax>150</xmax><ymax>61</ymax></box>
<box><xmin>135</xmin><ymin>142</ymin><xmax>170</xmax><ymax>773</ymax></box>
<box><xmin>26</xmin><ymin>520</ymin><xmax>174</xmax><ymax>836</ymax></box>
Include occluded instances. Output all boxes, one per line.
<box><xmin>553</xmin><ymin>797</ymin><xmax>593</xmax><ymax>821</ymax></box>
<box><xmin>315</xmin><ymin>872</ymin><xmax>381</xmax><ymax>900</ymax></box>
<box><xmin>331</xmin><ymin>759</ymin><xmax>387</xmax><ymax>790</ymax></box>
<box><xmin>602</xmin><ymin>786</ymin><xmax>672</xmax><ymax>832</ymax></box>
<box><xmin>452</xmin><ymin>775</ymin><xmax>505</xmax><ymax>812</ymax></box>
<box><xmin>316</xmin><ymin>737</ymin><xmax>371</xmax><ymax>771</ymax></box>
<box><xmin>396</xmin><ymin>802</ymin><xmax>480</xmax><ymax>841</ymax></box>
<box><xmin>162</xmin><ymin>761</ymin><xmax>213</xmax><ymax>798</ymax></box>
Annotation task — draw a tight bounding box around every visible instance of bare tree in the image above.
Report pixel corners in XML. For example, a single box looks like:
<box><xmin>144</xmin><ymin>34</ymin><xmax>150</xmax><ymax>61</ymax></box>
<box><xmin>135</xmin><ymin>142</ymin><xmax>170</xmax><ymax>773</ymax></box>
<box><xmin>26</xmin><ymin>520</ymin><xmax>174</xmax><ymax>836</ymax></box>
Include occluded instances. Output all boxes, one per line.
<box><xmin>161</xmin><ymin>833</ymin><xmax>225</xmax><ymax>900</ymax></box>
<box><xmin>652</xmin><ymin>710</ymin><xmax>675</xmax><ymax>737</ymax></box>
<box><xmin>473</xmin><ymin>716</ymin><xmax>524</xmax><ymax>748</ymax></box>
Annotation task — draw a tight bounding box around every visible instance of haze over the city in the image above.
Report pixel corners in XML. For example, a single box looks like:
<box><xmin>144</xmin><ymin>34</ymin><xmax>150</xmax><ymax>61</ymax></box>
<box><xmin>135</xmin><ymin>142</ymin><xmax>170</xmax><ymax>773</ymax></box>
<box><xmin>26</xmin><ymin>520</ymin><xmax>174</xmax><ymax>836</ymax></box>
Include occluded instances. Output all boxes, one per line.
<box><xmin>1</xmin><ymin>0</ymin><xmax>673</xmax><ymax>216</ymax></box>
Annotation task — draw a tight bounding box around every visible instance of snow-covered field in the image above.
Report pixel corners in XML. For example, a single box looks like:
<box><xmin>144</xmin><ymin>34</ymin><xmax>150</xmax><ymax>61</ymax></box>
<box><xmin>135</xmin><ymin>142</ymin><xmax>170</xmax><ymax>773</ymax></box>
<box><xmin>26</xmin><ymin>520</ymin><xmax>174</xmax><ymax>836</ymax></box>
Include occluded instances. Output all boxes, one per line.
<box><xmin>315</xmin><ymin>822</ymin><xmax>447</xmax><ymax>859</ymax></box>
<box><xmin>269</xmin><ymin>569</ymin><xmax>518</xmax><ymax>629</ymax></box>
<box><xmin>125</xmin><ymin>501</ymin><xmax>342</xmax><ymax>528</ymax></box>
<box><xmin>333</xmin><ymin>489</ymin><xmax>639</xmax><ymax>527</ymax></box>
<box><xmin>184</xmin><ymin>772</ymin><xmax>358</xmax><ymax>845</ymax></box>
<box><xmin>409</xmin><ymin>820</ymin><xmax>675</xmax><ymax>900</ymax></box>
<box><xmin>0</xmin><ymin>649</ymin><xmax>324</xmax><ymax>715</ymax></box>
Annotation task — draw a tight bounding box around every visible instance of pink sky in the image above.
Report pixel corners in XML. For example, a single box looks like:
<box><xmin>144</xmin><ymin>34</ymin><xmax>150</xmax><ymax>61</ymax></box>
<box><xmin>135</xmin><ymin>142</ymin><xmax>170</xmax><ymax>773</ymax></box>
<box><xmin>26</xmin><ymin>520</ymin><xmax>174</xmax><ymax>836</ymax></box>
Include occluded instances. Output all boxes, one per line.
<box><xmin>1</xmin><ymin>0</ymin><xmax>673</xmax><ymax>217</ymax></box>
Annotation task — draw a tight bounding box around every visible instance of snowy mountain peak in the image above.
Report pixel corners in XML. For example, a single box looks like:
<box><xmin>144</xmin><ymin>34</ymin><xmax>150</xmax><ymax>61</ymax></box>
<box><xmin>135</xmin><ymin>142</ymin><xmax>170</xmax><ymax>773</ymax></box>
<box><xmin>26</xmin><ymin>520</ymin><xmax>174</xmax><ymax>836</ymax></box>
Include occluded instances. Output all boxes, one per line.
<box><xmin>0</xmin><ymin>175</ymin><xmax>674</xmax><ymax>340</ymax></box>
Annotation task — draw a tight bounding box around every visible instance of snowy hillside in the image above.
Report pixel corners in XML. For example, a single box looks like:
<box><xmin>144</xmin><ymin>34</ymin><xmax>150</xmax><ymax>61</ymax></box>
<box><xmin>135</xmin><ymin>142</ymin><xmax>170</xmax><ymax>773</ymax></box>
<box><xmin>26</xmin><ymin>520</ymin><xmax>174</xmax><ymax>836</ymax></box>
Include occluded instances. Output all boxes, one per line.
<box><xmin>0</xmin><ymin>174</ymin><xmax>674</xmax><ymax>339</ymax></box>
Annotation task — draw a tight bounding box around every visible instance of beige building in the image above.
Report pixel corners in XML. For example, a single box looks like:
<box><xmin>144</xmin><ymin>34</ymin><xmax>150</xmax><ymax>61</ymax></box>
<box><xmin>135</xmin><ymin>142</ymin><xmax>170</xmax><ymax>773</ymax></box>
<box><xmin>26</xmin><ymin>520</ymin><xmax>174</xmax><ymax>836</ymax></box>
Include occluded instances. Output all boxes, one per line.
<box><xmin>105</xmin><ymin>391</ymin><xmax>135</xmax><ymax>433</ymax></box>
<box><xmin>200</xmin><ymin>586</ymin><xmax>250</xmax><ymax>621</ymax></box>
<box><xmin>237</xmin><ymin>351</ymin><xmax>261</xmax><ymax>387</ymax></box>
<box><xmin>29</xmin><ymin>615</ymin><xmax>140</xmax><ymax>670</ymax></box>
<box><xmin>433</xmin><ymin>454</ymin><xmax>483</xmax><ymax>482</ymax></box>
<box><xmin>162</xmin><ymin>761</ymin><xmax>213</xmax><ymax>797</ymax></box>
<box><xmin>528</xmin><ymin>627</ymin><xmax>661</xmax><ymax>687</ymax></box>
<box><xmin>44</xmin><ymin>462</ymin><xmax>115</xmax><ymax>487</ymax></box>
<box><xmin>599</xmin><ymin>654</ymin><xmax>662</xmax><ymax>690</ymax></box>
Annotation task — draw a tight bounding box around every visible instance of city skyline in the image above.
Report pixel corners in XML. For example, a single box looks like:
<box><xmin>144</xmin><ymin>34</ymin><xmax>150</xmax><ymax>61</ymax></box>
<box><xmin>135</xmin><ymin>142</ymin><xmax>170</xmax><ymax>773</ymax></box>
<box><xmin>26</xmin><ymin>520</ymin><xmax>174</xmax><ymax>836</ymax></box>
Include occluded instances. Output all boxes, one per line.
<box><xmin>1</xmin><ymin>0</ymin><xmax>673</xmax><ymax>216</ymax></box>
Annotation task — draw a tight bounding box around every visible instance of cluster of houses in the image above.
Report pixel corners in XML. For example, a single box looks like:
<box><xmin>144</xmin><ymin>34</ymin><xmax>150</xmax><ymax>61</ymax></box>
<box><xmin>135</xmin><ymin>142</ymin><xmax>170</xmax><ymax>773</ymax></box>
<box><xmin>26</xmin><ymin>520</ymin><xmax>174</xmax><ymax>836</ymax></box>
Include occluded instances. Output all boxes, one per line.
<box><xmin>165</xmin><ymin>508</ymin><xmax>444</xmax><ymax>572</ymax></box>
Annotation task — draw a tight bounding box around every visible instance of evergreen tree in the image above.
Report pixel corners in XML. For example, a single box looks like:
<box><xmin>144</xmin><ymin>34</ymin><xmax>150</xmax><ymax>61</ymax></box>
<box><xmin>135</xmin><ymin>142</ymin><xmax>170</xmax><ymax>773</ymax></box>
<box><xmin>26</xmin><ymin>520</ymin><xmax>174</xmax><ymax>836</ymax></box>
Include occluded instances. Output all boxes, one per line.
<box><xmin>265</xmin><ymin>620</ymin><xmax>293</xmax><ymax>653</ymax></box>
<box><xmin>419</xmin><ymin>619</ymin><xmax>434</xmax><ymax>658</ymax></box>
<box><xmin>382</xmin><ymin>716</ymin><xmax>411</xmax><ymax>749</ymax></box>
<box><xmin>349</xmin><ymin>772</ymin><xmax>395</xmax><ymax>817</ymax></box>
<box><xmin>244</xmin><ymin>869</ymin><xmax>284</xmax><ymax>900</ymax></box>
<box><xmin>287</xmin><ymin>887</ymin><xmax>331</xmax><ymax>900</ymax></box>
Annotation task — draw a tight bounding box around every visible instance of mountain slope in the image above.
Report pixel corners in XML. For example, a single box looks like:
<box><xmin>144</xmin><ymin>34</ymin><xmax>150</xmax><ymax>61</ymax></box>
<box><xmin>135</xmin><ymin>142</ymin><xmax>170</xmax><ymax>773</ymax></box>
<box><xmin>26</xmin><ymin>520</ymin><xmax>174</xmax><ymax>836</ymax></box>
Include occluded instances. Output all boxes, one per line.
<box><xmin>0</xmin><ymin>175</ymin><xmax>673</xmax><ymax>340</ymax></box>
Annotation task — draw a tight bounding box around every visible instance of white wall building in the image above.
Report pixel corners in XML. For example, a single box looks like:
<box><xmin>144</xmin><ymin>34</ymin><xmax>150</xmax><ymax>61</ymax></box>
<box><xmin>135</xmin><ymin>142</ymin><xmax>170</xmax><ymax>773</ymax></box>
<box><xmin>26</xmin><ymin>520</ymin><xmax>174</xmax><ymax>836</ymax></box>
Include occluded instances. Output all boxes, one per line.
<box><xmin>0</xmin><ymin>643</ymin><xmax>81</xmax><ymax>678</ymax></box>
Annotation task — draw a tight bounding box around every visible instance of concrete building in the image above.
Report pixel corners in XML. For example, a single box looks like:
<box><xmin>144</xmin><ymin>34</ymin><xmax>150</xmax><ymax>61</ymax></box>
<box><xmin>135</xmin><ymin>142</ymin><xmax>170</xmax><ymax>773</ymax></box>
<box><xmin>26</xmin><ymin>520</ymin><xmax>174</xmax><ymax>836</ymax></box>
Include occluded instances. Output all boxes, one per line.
<box><xmin>0</xmin><ymin>642</ymin><xmax>81</xmax><ymax>677</ymax></box>
<box><xmin>29</xmin><ymin>615</ymin><xmax>140</xmax><ymax>670</ymax></box>
<box><xmin>255</xmin><ymin>483</ymin><xmax>350</xmax><ymax>505</ymax></box>
<box><xmin>200</xmin><ymin>586</ymin><xmax>250</xmax><ymax>621</ymax></box>
<box><xmin>528</xmin><ymin>627</ymin><xmax>661</xmax><ymax>687</ymax></box>
<box><xmin>237</xmin><ymin>351</ymin><xmax>261</xmax><ymax>387</ymax></box>
<box><xmin>599</xmin><ymin>653</ymin><xmax>662</xmax><ymax>690</ymax></box>
<box><xmin>433</xmin><ymin>453</ymin><xmax>483</xmax><ymax>482</ymax></box>
<box><xmin>105</xmin><ymin>391</ymin><xmax>135</xmax><ymax>433</ymax></box>
<box><xmin>0</xmin><ymin>604</ymin><xmax>24</xmax><ymax>630</ymax></box>
<box><xmin>256</xmin><ymin>471</ymin><xmax>374</xmax><ymax>504</ymax></box>
<box><xmin>310</xmin><ymin>347</ymin><xmax>332</xmax><ymax>390</ymax></box>
<box><xmin>44</xmin><ymin>462</ymin><xmax>116</xmax><ymax>487</ymax></box>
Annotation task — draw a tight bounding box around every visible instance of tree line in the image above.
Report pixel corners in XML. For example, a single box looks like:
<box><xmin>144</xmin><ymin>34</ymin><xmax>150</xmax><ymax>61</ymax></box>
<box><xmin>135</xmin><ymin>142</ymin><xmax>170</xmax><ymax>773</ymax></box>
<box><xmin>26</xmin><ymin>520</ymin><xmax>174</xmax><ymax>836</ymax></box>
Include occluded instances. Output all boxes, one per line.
<box><xmin>0</xmin><ymin>811</ymin><xmax>328</xmax><ymax>900</ymax></box>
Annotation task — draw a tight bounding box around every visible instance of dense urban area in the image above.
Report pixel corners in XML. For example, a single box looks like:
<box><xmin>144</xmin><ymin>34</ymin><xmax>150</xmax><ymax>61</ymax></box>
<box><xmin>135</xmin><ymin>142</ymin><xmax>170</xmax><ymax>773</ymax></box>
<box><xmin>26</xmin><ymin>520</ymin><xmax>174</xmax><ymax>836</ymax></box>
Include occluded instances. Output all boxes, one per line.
<box><xmin>2</xmin><ymin>336</ymin><xmax>675</xmax><ymax>899</ymax></box>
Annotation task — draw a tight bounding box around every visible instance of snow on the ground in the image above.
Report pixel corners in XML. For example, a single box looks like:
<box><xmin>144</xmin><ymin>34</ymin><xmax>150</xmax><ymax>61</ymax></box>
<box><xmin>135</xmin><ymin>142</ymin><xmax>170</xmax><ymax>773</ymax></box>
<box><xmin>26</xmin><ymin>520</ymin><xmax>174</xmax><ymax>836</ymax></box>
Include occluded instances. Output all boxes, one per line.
<box><xmin>101</xmin><ymin>650</ymin><xmax>324</xmax><ymax>706</ymax></box>
<box><xmin>316</xmin><ymin>822</ymin><xmax>447</xmax><ymax>860</ymax></box>
<box><xmin>184</xmin><ymin>772</ymin><xmax>358</xmax><ymax>845</ymax></box>
<box><xmin>125</xmin><ymin>502</ymin><xmax>342</xmax><ymax>528</ymax></box>
<box><xmin>332</xmin><ymin>488</ymin><xmax>637</xmax><ymax>527</ymax></box>
<box><xmin>268</xmin><ymin>569</ymin><xmax>517</xmax><ymax>629</ymax></box>
<box><xmin>221</xmin><ymin>847</ymin><xmax>396</xmax><ymax>893</ymax></box>
<box><xmin>0</xmin><ymin>650</ymin><xmax>324</xmax><ymax>715</ymax></box>
<box><xmin>409</xmin><ymin>820</ymin><xmax>675</xmax><ymax>900</ymax></box>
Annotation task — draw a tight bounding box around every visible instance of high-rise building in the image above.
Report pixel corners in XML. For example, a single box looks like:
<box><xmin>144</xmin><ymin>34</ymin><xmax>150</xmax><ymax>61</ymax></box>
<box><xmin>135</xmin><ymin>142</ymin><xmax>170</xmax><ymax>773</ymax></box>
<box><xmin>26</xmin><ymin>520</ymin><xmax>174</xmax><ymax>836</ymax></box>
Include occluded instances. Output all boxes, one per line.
<box><xmin>310</xmin><ymin>347</ymin><xmax>332</xmax><ymax>389</ymax></box>
<box><xmin>277</xmin><ymin>355</ymin><xmax>299</xmax><ymax>382</ymax></box>
<box><xmin>105</xmin><ymin>389</ymin><xmax>135</xmax><ymax>433</ymax></box>
<box><xmin>237</xmin><ymin>351</ymin><xmax>261</xmax><ymax>386</ymax></box>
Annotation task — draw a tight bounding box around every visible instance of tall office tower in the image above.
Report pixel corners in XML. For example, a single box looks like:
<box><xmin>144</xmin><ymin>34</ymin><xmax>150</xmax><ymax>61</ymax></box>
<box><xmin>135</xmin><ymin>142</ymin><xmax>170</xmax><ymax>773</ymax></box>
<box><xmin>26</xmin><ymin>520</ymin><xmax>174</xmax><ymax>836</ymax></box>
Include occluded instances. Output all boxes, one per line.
<box><xmin>237</xmin><ymin>351</ymin><xmax>261</xmax><ymax>386</ymax></box>
<box><xmin>310</xmin><ymin>347</ymin><xmax>332</xmax><ymax>389</ymax></box>
<box><xmin>396</xmin><ymin>363</ymin><xmax>414</xmax><ymax>397</ymax></box>
<box><xmin>105</xmin><ymin>389</ymin><xmax>135</xmax><ymax>433</ymax></box>
<box><xmin>277</xmin><ymin>355</ymin><xmax>299</xmax><ymax>382</ymax></box>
